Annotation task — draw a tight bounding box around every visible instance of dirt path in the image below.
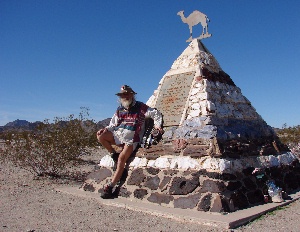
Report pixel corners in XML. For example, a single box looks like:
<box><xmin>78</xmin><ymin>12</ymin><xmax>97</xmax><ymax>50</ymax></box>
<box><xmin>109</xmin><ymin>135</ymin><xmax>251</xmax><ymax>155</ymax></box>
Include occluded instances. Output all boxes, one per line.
<box><xmin>1</xmin><ymin>149</ymin><xmax>300</xmax><ymax>232</ymax></box>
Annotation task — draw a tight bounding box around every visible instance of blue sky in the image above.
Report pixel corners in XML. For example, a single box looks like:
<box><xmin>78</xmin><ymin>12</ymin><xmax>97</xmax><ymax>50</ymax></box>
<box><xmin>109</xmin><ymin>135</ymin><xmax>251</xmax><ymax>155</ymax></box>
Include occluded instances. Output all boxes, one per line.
<box><xmin>1</xmin><ymin>0</ymin><xmax>299</xmax><ymax>128</ymax></box>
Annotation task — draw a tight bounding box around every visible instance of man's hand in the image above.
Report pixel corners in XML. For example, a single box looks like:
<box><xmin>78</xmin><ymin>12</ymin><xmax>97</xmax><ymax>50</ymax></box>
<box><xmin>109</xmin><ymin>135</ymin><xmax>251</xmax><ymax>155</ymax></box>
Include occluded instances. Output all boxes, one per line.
<box><xmin>97</xmin><ymin>128</ymin><xmax>108</xmax><ymax>137</ymax></box>
<box><xmin>154</xmin><ymin>126</ymin><xmax>164</xmax><ymax>134</ymax></box>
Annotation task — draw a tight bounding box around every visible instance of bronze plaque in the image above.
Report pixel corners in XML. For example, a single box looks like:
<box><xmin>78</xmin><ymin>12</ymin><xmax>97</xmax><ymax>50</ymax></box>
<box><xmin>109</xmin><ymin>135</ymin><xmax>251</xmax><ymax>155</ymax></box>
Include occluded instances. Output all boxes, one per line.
<box><xmin>155</xmin><ymin>72</ymin><xmax>195</xmax><ymax>126</ymax></box>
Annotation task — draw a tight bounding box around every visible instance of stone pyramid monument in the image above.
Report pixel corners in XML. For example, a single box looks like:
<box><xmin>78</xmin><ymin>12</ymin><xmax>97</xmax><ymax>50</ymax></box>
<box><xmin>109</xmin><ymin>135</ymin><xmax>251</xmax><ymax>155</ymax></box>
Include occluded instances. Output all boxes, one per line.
<box><xmin>142</xmin><ymin>39</ymin><xmax>288</xmax><ymax>161</ymax></box>
<box><xmin>81</xmin><ymin>12</ymin><xmax>299</xmax><ymax>212</ymax></box>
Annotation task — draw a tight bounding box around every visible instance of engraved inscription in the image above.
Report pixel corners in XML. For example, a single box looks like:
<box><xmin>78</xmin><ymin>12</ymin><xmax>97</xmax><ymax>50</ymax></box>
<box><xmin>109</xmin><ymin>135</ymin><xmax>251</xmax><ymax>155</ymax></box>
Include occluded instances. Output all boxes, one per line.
<box><xmin>155</xmin><ymin>72</ymin><xmax>195</xmax><ymax>126</ymax></box>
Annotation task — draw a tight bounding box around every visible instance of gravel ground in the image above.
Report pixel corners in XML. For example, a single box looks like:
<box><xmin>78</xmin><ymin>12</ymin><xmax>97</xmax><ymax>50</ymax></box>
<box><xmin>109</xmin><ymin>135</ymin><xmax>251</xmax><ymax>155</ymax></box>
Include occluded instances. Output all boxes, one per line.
<box><xmin>1</xmin><ymin>148</ymin><xmax>300</xmax><ymax>232</ymax></box>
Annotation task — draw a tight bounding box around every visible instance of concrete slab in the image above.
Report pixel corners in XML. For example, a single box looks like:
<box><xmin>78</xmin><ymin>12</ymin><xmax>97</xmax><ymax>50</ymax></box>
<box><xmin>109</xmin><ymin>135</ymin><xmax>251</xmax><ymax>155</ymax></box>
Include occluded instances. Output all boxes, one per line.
<box><xmin>56</xmin><ymin>186</ymin><xmax>300</xmax><ymax>229</ymax></box>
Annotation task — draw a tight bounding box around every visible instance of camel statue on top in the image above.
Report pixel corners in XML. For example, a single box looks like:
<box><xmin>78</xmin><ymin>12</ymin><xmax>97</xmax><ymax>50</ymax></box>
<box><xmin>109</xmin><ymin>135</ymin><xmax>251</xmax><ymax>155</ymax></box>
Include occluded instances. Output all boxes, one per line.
<box><xmin>177</xmin><ymin>10</ymin><xmax>211</xmax><ymax>42</ymax></box>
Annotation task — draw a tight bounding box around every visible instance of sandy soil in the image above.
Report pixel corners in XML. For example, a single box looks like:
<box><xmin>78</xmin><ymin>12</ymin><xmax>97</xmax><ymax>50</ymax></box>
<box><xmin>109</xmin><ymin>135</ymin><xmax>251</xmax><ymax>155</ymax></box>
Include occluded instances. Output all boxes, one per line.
<box><xmin>1</xmin><ymin>148</ymin><xmax>300</xmax><ymax>232</ymax></box>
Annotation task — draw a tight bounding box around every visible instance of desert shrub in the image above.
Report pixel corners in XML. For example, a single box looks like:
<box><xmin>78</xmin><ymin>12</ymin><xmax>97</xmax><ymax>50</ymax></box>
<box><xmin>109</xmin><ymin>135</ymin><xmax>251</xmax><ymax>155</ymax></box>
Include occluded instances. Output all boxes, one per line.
<box><xmin>277</xmin><ymin>124</ymin><xmax>300</xmax><ymax>158</ymax></box>
<box><xmin>0</xmin><ymin>107</ymin><xmax>98</xmax><ymax>177</ymax></box>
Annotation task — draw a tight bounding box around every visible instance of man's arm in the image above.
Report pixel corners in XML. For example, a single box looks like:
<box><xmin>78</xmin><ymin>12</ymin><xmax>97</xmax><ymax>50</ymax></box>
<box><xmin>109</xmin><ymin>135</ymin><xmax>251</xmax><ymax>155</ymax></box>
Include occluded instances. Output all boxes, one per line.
<box><xmin>145</xmin><ymin>107</ymin><xmax>163</xmax><ymax>132</ymax></box>
<box><xmin>96</xmin><ymin>113</ymin><xmax>118</xmax><ymax>137</ymax></box>
<box><xmin>105</xmin><ymin>113</ymin><xmax>118</xmax><ymax>132</ymax></box>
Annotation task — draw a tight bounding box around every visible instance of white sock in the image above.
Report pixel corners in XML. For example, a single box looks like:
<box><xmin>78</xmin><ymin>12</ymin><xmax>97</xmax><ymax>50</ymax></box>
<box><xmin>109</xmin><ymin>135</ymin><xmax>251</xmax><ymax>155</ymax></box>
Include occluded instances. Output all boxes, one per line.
<box><xmin>108</xmin><ymin>181</ymin><xmax>115</xmax><ymax>187</ymax></box>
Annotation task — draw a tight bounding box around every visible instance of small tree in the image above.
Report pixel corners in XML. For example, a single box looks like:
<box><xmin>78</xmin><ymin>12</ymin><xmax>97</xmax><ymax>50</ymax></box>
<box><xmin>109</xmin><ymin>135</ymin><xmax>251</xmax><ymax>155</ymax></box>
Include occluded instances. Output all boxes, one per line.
<box><xmin>1</xmin><ymin>107</ymin><xmax>98</xmax><ymax>177</ymax></box>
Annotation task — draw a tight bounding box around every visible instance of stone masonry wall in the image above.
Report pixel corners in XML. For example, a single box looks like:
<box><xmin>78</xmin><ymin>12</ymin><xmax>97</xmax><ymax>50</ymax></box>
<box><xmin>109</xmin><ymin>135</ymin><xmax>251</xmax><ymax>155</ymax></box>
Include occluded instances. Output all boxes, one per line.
<box><xmin>82</xmin><ymin>159</ymin><xmax>300</xmax><ymax>212</ymax></box>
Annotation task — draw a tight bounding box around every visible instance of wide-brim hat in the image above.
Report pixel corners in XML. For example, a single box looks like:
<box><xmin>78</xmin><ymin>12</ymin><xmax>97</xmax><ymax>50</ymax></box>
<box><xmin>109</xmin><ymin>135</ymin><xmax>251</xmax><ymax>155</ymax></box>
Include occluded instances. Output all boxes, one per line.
<box><xmin>115</xmin><ymin>85</ymin><xmax>137</xmax><ymax>96</ymax></box>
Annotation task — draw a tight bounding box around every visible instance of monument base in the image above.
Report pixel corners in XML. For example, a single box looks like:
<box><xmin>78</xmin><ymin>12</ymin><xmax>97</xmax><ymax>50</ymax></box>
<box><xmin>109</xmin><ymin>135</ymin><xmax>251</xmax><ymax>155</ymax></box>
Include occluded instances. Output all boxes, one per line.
<box><xmin>81</xmin><ymin>154</ymin><xmax>300</xmax><ymax>212</ymax></box>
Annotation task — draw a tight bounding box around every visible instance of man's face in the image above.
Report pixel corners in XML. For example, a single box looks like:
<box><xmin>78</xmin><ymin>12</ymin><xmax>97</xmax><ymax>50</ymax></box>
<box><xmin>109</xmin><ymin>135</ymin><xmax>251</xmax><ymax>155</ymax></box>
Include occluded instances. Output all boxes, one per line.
<box><xmin>119</xmin><ymin>93</ymin><xmax>134</xmax><ymax>109</ymax></box>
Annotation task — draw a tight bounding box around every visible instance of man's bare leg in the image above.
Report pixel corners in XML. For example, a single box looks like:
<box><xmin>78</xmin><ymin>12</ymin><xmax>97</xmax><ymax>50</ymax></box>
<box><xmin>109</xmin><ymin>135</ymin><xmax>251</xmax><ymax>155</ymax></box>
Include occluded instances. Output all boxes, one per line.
<box><xmin>111</xmin><ymin>144</ymin><xmax>133</xmax><ymax>185</ymax></box>
<box><xmin>100</xmin><ymin>144</ymin><xmax>133</xmax><ymax>199</ymax></box>
<box><xmin>97</xmin><ymin>129</ymin><xmax>116</xmax><ymax>153</ymax></box>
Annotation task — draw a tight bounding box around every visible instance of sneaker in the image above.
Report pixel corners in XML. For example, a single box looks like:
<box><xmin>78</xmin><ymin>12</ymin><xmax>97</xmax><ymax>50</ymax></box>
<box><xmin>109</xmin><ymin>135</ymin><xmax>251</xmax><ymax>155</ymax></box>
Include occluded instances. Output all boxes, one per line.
<box><xmin>100</xmin><ymin>185</ymin><xmax>114</xmax><ymax>199</ymax></box>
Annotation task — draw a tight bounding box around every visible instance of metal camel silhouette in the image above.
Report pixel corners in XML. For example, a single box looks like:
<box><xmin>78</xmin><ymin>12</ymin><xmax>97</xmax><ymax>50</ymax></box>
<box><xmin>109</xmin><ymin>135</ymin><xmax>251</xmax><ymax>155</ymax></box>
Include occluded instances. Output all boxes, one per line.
<box><xmin>177</xmin><ymin>10</ymin><xmax>212</xmax><ymax>42</ymax></box>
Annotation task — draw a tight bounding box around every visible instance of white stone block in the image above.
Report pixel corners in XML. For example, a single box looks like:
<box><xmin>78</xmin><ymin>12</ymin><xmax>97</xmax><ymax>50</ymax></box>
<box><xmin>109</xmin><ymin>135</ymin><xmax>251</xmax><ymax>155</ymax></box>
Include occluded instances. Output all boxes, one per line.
<box><xmin>207</xmin><ymin>101</ymin><xmax>216</xmax><ymax>111</ymax></box>
<box><xmin>155</xmin><ymin>157</ymin><xmax>171</xmax><ymax>169</ymax></box>
<box><xmin>219</xmin><ymin>159</ymin><xmax>232</xmax><ymax>172</ymax></box>
<box><xmin>189</xmin><ymin>95</ymin><xmax>197</xmax><ymax>101</ymax></box>
<box><xmin>170</xmin><ymin>158</ymin><xmax>178</xmax><ymax>169</ymax></box>
<box><xmin>199</xmin><ymin>53</ymin><xmax>221</xmax><ymax>72</ymax></box>
<box><xmin>202</xmin><ymin>158</ymin><xmax>220</xmax><ymax>170</ymax></box>
<box><xmin>189</xmin><ymin>109</ymin><xmax>201</xmax><ymax>117</ymax></box>
<box><xmin>194</xmin><ymin>82</ymin><xmax>204</xmax><ymax>88</ymax></box>
<box><xmin>190</xmin><ymin>88</ymin><xmax>199</xmax><ymax>96</ymax></box>
<box><xmin>191</xmin><ymin>103</ymin><xmax>201</xmax><ymax>110</ymax></box>
<box><xmin>171</xmin><ymin>157</ymin><xmax>200</xmax><ymax>170</ymax></box>
<box><xmin>147</xmin><ymin>160</ymin><xmax>156</xmax><ymax>167</ymax></box>
<box><xmin>191</xmin><ymin>98</ymin><xmax>198</xmax><ymax>103</ymax></box>
<box><xmin>129</xmin><ymin>157</ymin><xmax>148</xmax><ymax>168</ymax></box>
<box><xmin>197</xmin><ymin>92</ymin><xmax>208</xmax><ymax>100</ymax></box>
<box><xmin>195</xmin><ymin>69</ymin><xmax>201</xmax><ymax>76</ymax></box>
<box><xmin>99</xmin><ymin>155</ymin><xmax>114</xmax><ymax>168</ymax></box>
<box><xmin>199</xmin><ymin>100</ymin><xmax>207</xmax><ymax>108</ymax></box>
<box><xmin>182</xmin><ymin>58</ymin><xmax>191</xmax><ymax>68</ymax></box>
<box><xmin>129</xmin><ymin>157</ymin><xmax>140</xmax><ymax>168</ymax></box>
<box><xmin>201</xmin><ymin>105</ymin><xmax>209</xmax><ymax>115</ymax></box>
<box><xmin>190</xmin><ymin>132</ymin><xmax>197</xmax><ymax>137</ymax></box>
<box><xmin>278</xmin><ymin>152</ymin><xmax>297</xmax><ymax>165</ymax></box>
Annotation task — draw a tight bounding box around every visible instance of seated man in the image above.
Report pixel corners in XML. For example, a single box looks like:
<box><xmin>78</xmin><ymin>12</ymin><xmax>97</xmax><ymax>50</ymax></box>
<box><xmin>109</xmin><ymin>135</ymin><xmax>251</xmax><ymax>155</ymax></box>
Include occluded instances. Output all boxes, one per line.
<box><xmin>97</xmin><ymin>85</ymin><xmax>163</xmax><ymax>199</ymax></box>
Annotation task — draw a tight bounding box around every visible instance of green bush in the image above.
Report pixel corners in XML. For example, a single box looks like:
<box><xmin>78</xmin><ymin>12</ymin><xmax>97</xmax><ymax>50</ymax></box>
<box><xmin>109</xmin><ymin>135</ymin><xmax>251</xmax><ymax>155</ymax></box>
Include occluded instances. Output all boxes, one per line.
<box><xmin>278</xmin><ymin>124</ymin><xmax>300</xmax><ymax>144</ymax></box>
<box><xmin>0</xmin><ymin>107</ymin><xmax>98</xmax><ymax>177</ymax></box>
<box><xmin>277</xmin><ymin>124</ymin><xmax>300</xmax><ymax>158</ymax></box>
